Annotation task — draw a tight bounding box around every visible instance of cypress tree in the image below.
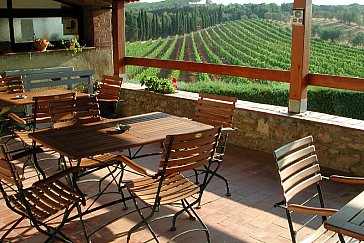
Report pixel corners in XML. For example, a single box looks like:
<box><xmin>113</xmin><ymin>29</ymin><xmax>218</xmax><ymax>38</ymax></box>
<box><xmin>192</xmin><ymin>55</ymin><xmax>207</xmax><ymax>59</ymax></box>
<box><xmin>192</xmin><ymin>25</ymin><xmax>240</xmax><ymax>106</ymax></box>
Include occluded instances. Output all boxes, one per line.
<box><xmin>144</xmin><ymin>10</ymin><xmax>149</xmax><ymax>40</ymax></box>
<box><xmin>155</xmin><ymin>14</ymin><xmax>160</xmax><ymax>38</ymax></box>
<box><xmin>161</xmin><ymin>14</ymin><xmax>165</xmax><ymax>37</ymax></box>
<box><xmin>152</xmin><ymin>14</ymin><xmax>156</xmax><ymax>38</ymax></box>
<box><xmin>137</xmin><ymin>10</ymin><xmax>143</xmax><ymax>40</ymax></box>
<box><xmin>218</xmin><ymin>5</ymin><xmax>223</xmax><ymax>23</ymax></box>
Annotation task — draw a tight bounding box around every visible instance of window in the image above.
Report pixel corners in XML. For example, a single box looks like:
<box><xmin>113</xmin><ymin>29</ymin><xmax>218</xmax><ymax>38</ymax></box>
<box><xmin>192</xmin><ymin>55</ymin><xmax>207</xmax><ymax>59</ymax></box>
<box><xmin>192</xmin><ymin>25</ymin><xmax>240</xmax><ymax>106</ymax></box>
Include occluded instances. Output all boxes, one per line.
<box><xmin>0</xmin><ymin>0</ymin><xmax>82</xmax><ymax>53</ymax></box>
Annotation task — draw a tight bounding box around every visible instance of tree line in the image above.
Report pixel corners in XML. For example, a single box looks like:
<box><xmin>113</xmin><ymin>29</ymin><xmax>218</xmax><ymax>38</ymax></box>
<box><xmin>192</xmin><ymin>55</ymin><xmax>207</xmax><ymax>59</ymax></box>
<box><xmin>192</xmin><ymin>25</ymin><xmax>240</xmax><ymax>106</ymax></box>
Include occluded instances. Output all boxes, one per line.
<box><xmin>125</xmin><ymin>1</ymin><xmax>364</xmax><ymax>46</ymax></box>
<box><xmin>125</xmin><ymin>3</ymin><xmax>292</xmax><ymax>41</ymax></box>
<box><xmin>126</xmin><ymin>6</ymin><xmax>223</xmax><ymax>41</ymax></box>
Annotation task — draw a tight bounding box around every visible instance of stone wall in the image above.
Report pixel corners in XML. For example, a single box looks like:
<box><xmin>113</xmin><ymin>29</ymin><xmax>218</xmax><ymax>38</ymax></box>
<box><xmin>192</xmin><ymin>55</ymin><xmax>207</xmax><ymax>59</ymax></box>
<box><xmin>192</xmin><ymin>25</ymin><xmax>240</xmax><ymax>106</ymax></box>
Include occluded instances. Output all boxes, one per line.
<box><xmin>118</xmin><ymin>87</ymin><xmax>364</xmax><ymax>176</ymax></box>
<box><xmin>0</xmin><ymin>48</ymin><xmax>112</xmax><ymax>81</ymax></box>
<box><xmin>83</xmin><ymin>7</ymin><xmax>112</xmax><ymax>48</ymax></box>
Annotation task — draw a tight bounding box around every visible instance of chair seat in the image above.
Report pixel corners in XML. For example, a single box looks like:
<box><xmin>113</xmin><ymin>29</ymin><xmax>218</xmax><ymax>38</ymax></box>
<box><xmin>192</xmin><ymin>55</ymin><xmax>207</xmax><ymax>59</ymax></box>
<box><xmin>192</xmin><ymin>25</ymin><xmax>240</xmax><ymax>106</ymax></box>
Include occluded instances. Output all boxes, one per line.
<box><xmin>14</xmin><ymin>130</ymin><xmax>32</xmax><ymax>146</ymax></box>
<box><xmin>8</xmin><ymin>180</ymin><xmax>82</xmax><ymax>221</ymax></box>
<box><xmin>127</xmin><ymin>173</ymin><xmax>200</xmax><ymax>206</ymax></box>
<box><xmin>301</xmin><ymin>224</ymin><xmax>337</xmax><ymax>243</ymax></box>
<box><xmin>68</xmin><ymin>153</ymin><xmax>121</xmax><ymax>168</ymax></box>
<box><xmin>14</xmin><ymin>130</ymin><xmax>50</xmax><ymax>152</ymax></box>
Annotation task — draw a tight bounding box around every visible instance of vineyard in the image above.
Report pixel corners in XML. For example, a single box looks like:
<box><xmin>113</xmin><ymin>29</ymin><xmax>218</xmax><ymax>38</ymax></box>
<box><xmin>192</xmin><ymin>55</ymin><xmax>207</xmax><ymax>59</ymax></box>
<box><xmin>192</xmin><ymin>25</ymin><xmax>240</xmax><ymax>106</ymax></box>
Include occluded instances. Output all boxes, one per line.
<box><xmin>125</xmin><ymin>18</ymin><xmax>364</xmax><ymax>119</ymax></box>
<box><xmin>126</xmin><ymin>18</ymin><xmax>364</xmax><ymax>83</ymax></box>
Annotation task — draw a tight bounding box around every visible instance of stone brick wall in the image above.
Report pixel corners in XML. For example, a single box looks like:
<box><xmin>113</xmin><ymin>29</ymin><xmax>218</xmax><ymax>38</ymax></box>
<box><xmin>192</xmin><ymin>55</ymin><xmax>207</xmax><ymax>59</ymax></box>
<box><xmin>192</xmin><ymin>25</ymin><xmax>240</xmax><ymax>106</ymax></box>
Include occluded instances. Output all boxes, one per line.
<box><xmin>118</xmin><ymin>87</ymin><xmax>364</xmax><ymax>176</ymax></box>
<box><xmin>82</xmin><ymin>7</ymin><xmax>112</xmax><ymax>48</ymax></box>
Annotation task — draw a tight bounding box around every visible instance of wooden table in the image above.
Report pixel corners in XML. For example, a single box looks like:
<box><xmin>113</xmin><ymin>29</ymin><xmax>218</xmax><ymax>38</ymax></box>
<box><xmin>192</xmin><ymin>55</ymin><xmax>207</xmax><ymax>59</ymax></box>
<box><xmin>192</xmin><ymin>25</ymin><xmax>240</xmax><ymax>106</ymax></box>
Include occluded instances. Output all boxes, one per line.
<box><xmin>30</xmin><ymin>112</ymin><xmax>213</xmax><ymax>218</ymax></box>
<box><xmin>29</xmin><ymin>112</ymin><xmax>213</xmax><ymax>160</ymax></box>
<box><xmin>0</xmin><ymin>89</ymin><xmax>76</xmax><ymax>108</ymax></box>
<box><xmin>324</xmin><ymin>191</ymin><xmax>364</xmax><ymax>241</ymax></box>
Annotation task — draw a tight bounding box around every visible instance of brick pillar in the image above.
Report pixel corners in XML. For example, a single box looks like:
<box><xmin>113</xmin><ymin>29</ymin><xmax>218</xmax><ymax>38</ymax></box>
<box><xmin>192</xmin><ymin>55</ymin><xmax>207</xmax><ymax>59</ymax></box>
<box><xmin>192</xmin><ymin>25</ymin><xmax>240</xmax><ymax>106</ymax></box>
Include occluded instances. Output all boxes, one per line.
<box><xmin>83</xmin><ymin>7</ymin><xmax>112</xmax><ymax>48</ymax></box>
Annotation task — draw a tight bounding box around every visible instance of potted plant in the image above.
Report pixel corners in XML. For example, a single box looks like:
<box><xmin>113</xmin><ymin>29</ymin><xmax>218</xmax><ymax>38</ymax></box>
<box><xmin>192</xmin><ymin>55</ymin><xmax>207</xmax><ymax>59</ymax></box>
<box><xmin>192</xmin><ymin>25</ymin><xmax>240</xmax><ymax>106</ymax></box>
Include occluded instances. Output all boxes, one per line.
<box><xmin>61</xmin><ymin>37</ymin><xmax>84</xmax><ymax>56</ymax></box>
<box><xmin>34</xmin><ymin>39</ymin><xmax>53</xmax><ymax>52</ymax></box>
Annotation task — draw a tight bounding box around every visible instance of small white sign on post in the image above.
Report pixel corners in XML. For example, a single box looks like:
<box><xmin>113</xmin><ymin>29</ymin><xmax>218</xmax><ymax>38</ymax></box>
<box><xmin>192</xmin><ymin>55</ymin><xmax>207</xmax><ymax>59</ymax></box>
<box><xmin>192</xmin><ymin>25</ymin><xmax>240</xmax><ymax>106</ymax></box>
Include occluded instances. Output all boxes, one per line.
<box><xmin>292</xmin><ymin>8</ymin><xmax>304</xmax><ymax>26</ymax></box>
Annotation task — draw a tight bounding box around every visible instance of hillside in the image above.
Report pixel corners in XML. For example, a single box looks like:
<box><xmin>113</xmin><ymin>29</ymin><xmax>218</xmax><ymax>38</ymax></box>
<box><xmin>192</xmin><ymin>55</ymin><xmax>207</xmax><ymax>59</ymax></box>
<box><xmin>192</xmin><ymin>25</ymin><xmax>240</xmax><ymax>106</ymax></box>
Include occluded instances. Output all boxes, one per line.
<box><xmin>126</xmin><ymin>18</ymin><xmax>364</xmax><ymax>83</ymax></box>
<box><xmin>126</xmin><ymin>0</ymin><xmax>201</xmax><ymax>11</ymax></box>
<box><xmin>313</xmin><ymin>18</ymin><xmax>364</xmax><ymax>33</ymax></box>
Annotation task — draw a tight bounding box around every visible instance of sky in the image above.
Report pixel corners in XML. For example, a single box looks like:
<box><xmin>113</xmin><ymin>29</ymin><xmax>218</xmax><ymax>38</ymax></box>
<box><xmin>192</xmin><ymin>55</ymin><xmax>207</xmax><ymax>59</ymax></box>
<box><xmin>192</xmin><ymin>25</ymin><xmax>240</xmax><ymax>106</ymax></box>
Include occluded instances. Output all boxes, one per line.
<box><xmin>140</xmin><ymin>0</ymin><xmax>361</xmax><ymax>5</ymax></box>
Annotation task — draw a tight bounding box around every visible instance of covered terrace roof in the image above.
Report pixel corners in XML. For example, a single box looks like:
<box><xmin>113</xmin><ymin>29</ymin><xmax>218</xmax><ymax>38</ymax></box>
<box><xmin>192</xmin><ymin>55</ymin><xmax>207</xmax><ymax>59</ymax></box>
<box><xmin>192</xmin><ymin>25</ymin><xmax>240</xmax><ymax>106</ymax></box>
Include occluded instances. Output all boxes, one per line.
<box><xmin>61</xmin><ymin>0</ymin><xmax>139</xmax><ymax>7</ymax></box>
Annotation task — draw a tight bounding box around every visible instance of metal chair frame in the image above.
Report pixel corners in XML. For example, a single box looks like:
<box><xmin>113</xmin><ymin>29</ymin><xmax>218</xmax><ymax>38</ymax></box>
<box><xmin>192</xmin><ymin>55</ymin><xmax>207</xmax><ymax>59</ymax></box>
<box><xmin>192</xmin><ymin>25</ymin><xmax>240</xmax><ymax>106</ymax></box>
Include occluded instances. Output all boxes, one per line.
<box><xmin>273</xmin><ymin>136</ymin><xmax>345</xmax><ymax>243</ymax></box>
<box><xmin>8</xmin><ymin>93</ymin><xmax>77</xmax><ymax>178</ymax></box>
<box><xmin>0</xmin><ymin>144</ymin><xmax>89</xmax><ymax>242</ymax></box>
<box><xmin>48</xmin><ymin>95</ymin><xmax>128</xmax><ymax>210</ymax></box>
<box><xmin>121</xmin><ymin>127</ymin><xmax>222</xmax><ymax>242</ymax></box>
<box><xmin>193</xmin><ymin>93</ymin><xmax>237</xmax><ymax>198</ymax></box>
<box><xmin>0</xmin><ymin>76</ymin><xmax>25</xmax><ymax>136</ymax></box>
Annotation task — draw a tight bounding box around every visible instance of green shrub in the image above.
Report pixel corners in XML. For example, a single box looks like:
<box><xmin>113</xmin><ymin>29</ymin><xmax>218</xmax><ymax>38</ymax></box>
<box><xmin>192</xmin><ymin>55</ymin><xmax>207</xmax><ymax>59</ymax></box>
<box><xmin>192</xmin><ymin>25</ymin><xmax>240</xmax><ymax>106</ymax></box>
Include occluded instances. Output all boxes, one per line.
<box><xmin>181</xmin><ymin>80</ymin><xmax>364</xmax><ymax>119</ymax></box>
<box><xmin>308</xmin><ymin>87</ymin><xmax>364</xmax><ymax>119</ymax></box>
<box><xmin>140</xmin><ymin>75</ymin><xmax>176</xmax><ymax>94</ymax></box>
<box><xmin>182</xmin><ymin>80</ymin><xmax>289</xmax><ymax>106</ymax></box>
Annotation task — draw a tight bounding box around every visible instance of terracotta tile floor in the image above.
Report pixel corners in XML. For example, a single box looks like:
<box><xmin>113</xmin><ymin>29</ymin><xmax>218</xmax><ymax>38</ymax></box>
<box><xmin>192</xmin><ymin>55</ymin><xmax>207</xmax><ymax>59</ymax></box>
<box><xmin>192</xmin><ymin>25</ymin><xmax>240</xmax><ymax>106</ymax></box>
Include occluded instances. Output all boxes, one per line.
<box><xmin>0</xmin><ymin>137</ymin><xmax>362</xmax><ymax>243</ymax></box>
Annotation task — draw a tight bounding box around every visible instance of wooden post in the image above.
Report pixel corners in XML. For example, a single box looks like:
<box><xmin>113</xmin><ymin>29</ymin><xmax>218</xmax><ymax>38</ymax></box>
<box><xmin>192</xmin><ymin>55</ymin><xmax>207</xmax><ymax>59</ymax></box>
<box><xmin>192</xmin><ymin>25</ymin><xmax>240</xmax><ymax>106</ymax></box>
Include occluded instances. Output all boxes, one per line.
<box><xmin>289</xmin><ymin>0</ymin><xmax>312</xmax><ymax>113</ymax></box>
<box><xmin>112</xmin><ymin>0</ymin><xmax>126</xmax><ymax>76</ymax></box>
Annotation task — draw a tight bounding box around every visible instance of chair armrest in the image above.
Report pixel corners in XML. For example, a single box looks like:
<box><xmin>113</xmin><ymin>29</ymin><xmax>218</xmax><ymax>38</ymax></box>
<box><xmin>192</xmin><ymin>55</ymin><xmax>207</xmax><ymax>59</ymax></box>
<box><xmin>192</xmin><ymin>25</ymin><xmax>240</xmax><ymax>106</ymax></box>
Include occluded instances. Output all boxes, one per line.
<box><xmin>10</xmin><ymin>147</ymin><xmax>44</xmax><ymax>160</ymax></box>
<box><xmin>32</xmin><ymin>167</ymin><xmax>83</xmax><ymax>187</ymax></box>
<box><xmin>222</xmin><ymin>127</ymin><xmax>237</xmax><ymax>132</ymax></box>
<box><xmin>287</xmin><ymin>204</ymin><xmax>338</xmax><ymax>217</ymax></box>
<box><xmin>0</xmin><ymin>107</ymin><xmax>11</xmax><ymax>116</ymax></box>
<box><xmin>7</xmin><ymin>113</ymin><xmax>29</xmax><ymax>125</ymax></box>
<box><xmin>329</xmin><ymin>175</ymin><xmax>364</xmax><ymax>184</ymax></box>
<box><xmin>115</xmin><ymin>155</ymin><xmax>155</xmax><ymax>177</ymax></box>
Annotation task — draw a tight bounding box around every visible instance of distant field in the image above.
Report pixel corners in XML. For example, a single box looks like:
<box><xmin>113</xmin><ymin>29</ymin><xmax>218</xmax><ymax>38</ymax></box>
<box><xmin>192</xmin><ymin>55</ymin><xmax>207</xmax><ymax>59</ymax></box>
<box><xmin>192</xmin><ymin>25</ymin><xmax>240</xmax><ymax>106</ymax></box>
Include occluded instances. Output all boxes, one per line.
<box><xmin>313</xmin><ymin>18</ymin><xmax>364</xmax><ymax>34</ymax></box>
<box><xmin>126</xmin><ymin>18</ymin><xmax>364</xmax><ymax>83</ymax></box>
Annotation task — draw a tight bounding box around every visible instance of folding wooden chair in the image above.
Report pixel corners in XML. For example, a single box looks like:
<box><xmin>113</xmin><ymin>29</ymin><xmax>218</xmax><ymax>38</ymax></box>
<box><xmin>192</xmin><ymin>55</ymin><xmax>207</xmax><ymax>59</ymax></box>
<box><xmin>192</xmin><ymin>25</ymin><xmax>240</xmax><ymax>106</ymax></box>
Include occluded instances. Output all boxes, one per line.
<box><xmin>96</xmin><ymin>75</ymin><xmax>123</xmax><ymax>118</ymax></box>
<box><xmin>273</xmin><ymin>135</ymin><xmax>364</xmax><ymax>243</ymax></box>
<box><xmin>0</xmin><ymin>144</ymin><xmax>89</xmax><ymax>242</ymax></box>
<box><xmin>48</xmin><ymin>95</ymin><xmax>128</xmax><ymax>209</ymax></box>
<box><xmin>193</xmin><ymin>93</ymin><xmax>237</xmax><ymax>197</ymax></box>
<box><xmin>7</xmin><ymin>92</ymin><xmax>76</xmax><ymax>178</ymax></box>
<box><xmin>0</xmin><ymin>75</ymin><xmax>24</xmax><ymax>93</ymax></box>
<box><xmin>118</xmin><ymin>127</ymin><xmax>221</xmax><ymax>242</ymax></box>
<box><xmin>0</xmin><ymin>76</ymin><xmax>24</xmax><ymax>135</ymax></box>
<box><xmin>8</xmin><ymin>92</ymin><xmax>77</xmax><ymax>145</ymax></box>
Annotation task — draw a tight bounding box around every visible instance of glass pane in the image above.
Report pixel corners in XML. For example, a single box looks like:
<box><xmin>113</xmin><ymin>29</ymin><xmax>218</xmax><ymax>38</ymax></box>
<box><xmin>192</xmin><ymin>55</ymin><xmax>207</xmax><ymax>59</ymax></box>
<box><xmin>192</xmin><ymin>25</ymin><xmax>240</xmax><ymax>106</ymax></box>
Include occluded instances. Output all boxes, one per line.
<box><xmin>0</xmin><ymin>18</ymin><xmax>10</xmax><ymax>53</ymax></box>
<box><xmin>13</xmin><ymin>17</ymin><xmax>78</xmax><ymax>43</ymax></box>
<box><xmin>0</xmin><ymin>0</ymin><xmax>7</xmax><ymax>9</ymax></box>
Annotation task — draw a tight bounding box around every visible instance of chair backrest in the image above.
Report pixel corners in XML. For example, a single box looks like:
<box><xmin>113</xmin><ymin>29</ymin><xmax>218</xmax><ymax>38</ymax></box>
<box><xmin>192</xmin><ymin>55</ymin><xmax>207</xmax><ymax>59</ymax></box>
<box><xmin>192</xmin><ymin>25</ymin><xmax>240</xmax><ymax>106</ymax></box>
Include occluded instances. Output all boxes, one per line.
<box><xmin>0</xmin><ymin>76</ymin><xmax>24</xmax><ymax>94</ymax></box>
<box><xmin>194</xmin><ymin>93</ymin><xmax>237</xmax><ymax>128</ymax></box>
<box><xmin>274</xmin><ymin>135</ymin><xmax>322</xmax><ymax>203</ymax></box>
<box><xmin>49</xmin><ymin>95</ymin><xmax>101</xmax><ymax>129</ymax></box>
<box><xmin>194</xmin><ymin>93</ymin><xmax>237</xmax><ymax>157</ymax></box>
<box><xmin>97</xmin><ymin>75</ymin><xmax>123</xmax><ymax>101</ymax></box>
<box><xmin>32</xmin><ymin>92</ymin><xmax>76</xmax><ymax>130</ymax></box>
<box><xmin>158</xmin><ymin>127</ymin><xmax>221</xmax><ymax>176</ymax></box>
<box><xmin>0</xmin><ymin>144</ymin><xmax>23</xmax><ymax>190</ymax></box>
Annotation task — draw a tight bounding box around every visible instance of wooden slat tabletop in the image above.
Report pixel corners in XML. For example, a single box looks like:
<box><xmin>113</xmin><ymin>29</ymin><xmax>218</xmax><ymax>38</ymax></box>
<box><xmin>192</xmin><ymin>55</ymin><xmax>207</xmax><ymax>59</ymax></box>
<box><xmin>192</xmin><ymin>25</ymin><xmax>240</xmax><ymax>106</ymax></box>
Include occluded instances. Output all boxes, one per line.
<box><xmin>0</xmin><ymin>89</ymin><xmax>76</xmax><ymax>108</ymax></box>
<box><xmin>29</xmin><ymin>112</ymin><xmax>213</xmax><ymax>160</ymax></box>
<box><xmin>324</xmin><ymin>191</ymin><xmax>364</xmax><ymax>240</ymax></box>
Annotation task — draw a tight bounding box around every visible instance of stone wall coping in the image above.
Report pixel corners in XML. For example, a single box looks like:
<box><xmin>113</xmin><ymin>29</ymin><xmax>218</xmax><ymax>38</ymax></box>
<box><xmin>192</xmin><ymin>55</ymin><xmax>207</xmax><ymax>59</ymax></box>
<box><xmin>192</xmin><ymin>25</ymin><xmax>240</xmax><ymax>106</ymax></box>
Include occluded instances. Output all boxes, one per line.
<box><xmin>2</xmin><ymin>47</ymin><xmax>96</xmax><ymax>56</ymax></box>
<box><xmin>121</xmin><ymin>82</ymin><xmax>364</xmax><ymax>132</ymax></box>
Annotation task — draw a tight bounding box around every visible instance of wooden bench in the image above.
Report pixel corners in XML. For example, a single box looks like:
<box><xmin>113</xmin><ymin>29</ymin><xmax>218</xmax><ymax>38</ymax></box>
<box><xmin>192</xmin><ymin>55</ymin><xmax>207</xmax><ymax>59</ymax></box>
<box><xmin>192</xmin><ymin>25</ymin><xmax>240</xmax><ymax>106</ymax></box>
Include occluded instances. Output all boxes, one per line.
<box><xmin>4</xmin><ymin>66</ymin><xmax>74</xmax><ymax>77</ymax></box>
<box><xmin>4</xmin><ymin>67</ymin><xmax>94</xmax><ymax>94</ymax></box>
